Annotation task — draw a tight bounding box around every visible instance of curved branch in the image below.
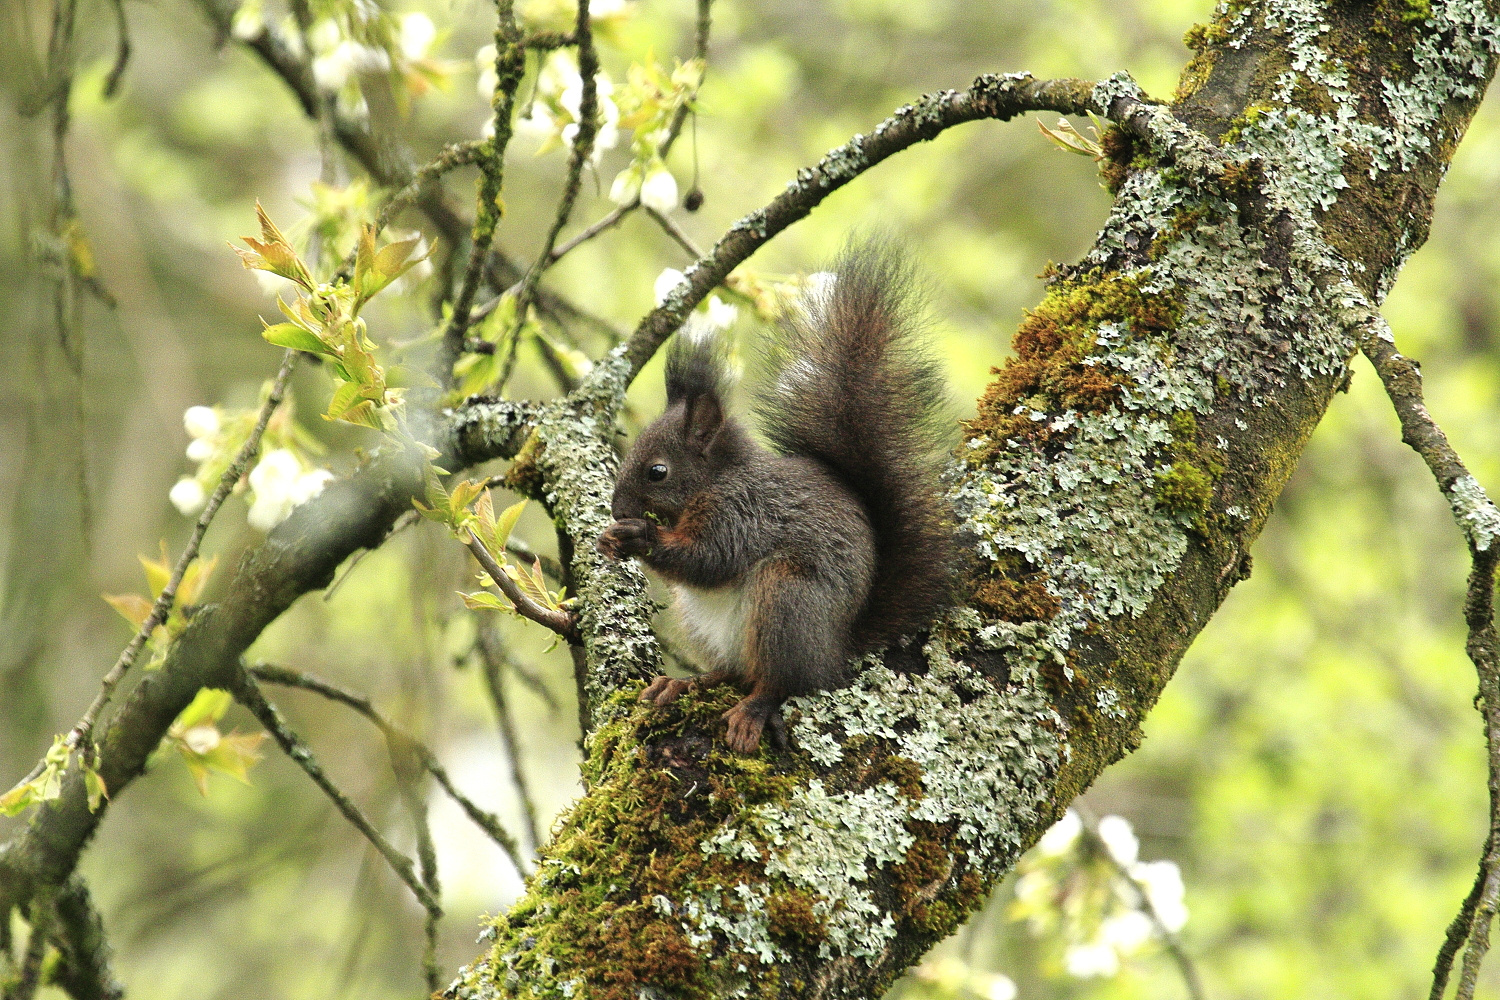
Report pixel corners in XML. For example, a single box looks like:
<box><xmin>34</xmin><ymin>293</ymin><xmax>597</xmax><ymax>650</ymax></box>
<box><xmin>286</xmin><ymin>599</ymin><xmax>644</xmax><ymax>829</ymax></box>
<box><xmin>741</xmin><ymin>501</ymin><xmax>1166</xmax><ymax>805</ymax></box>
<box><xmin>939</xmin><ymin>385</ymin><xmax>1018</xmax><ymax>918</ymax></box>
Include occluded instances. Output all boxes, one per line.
<box><xmin>464</xmin><ymin>530</ymin><xmax>581</xmax><ymax>643</ymax></box>
<box><xmin>614</xmin><ymin>73</ymin><xmax>1098</xmax><ymax>379</ymax></box>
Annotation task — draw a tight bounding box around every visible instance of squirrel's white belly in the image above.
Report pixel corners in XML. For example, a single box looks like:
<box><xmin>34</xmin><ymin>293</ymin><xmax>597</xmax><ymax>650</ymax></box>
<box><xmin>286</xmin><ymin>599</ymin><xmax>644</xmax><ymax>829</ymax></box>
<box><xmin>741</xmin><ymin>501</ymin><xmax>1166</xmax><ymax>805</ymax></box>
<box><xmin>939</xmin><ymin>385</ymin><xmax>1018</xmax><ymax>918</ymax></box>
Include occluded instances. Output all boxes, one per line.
<box><xmin>672</xmin><ymin>581</ymin><xmax>750</xmax><ymax>669</ymax></box>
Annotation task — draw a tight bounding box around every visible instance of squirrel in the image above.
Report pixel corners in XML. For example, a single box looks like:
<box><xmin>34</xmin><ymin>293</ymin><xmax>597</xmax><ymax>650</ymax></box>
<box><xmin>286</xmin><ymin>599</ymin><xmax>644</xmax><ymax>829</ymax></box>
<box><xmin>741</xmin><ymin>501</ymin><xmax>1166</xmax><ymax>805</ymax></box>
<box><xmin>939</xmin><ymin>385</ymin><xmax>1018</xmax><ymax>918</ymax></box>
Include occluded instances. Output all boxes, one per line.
<box><xmin>595</xmin><ymin>240</ymin><xmax>959</xmax><ymax>752</ymax></box>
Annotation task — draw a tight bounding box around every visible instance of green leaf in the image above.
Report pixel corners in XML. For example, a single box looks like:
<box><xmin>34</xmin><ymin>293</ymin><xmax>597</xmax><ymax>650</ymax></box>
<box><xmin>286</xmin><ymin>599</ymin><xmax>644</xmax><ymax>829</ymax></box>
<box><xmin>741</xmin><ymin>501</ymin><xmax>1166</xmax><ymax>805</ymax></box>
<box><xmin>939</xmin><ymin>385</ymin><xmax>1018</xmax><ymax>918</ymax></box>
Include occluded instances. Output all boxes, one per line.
<box><xmin>140</xmin><ymin>547</ymin><xmax>171</xmax><ymax>598</ymax></box>
<box><xmin>176</xmin><ymin>688</ymin><xmax>233</xmax><ymax>729</ymax></box>
<box><xmin>459</xmin><ymin>590</ymin><xmax>513</xmax><ymax>612</ymax></box>
<box><xmin>103</xmin><ymin>592</ymin><xmax>154</xmax><ymax>629</ymax></box>
<box><xmin>262</xmin><ymin>322</ymin><xmax>329</xmax><ymax>356</ymax></box>
<box><xmin>84</xmin><ymin>766</ymin><xmax>108</xmax><ymax>812</ymax></box>
<box><xmin>496</xmin><ymin>500</ymin><xmax>527</xmax><ymax>550</ymax></box>
<box><xmin>325</xmin><ymin>380</ymin><xmax>366</xmax><ymax>422</ymax></box>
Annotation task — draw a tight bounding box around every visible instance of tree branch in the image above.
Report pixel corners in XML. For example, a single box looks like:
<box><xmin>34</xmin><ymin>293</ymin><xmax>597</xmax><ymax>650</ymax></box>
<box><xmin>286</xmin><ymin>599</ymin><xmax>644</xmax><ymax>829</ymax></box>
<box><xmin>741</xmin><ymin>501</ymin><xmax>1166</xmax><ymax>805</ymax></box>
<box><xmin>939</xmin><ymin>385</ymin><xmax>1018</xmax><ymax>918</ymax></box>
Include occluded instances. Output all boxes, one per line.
<box><xmin>230</xmin><ymin>670</ymin><xmax>441</xmax><ymax>913</ymax></box>
<box><xmin>246</xmin><ymin>661</ymin><xmax>532</xmax><ymax>876</ymax></box>
<box><xmin>1355</xmin><ymin>314</ymin><xmax>1500</xmax><ymax>997</ymax></box>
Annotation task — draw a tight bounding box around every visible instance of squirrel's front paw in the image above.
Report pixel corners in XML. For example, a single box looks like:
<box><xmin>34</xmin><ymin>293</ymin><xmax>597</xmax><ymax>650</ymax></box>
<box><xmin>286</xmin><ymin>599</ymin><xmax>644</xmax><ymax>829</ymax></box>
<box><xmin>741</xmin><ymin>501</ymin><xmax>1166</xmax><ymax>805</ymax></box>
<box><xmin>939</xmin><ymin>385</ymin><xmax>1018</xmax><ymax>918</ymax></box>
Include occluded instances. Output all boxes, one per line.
<box><xmin>596</xmin><ymin>518</ymin><xmax>655</xmax><ymax>559</ymax></box>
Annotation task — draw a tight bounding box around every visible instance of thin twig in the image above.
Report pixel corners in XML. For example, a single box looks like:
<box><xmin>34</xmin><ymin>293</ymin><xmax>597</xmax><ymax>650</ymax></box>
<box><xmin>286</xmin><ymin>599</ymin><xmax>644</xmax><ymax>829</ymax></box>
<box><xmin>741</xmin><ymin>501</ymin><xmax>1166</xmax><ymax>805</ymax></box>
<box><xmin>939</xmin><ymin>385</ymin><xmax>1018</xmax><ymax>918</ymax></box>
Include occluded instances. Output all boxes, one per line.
<box><xmin>101</xmin><ymin>0</ymin><xmax>130</xmax><ymax>98</ymax></box>
<box><xmin>387</xmin><ymin>732</ymin><xmax>442</xmax><ymax>994</ymax></box>
<box><xmin>231</xmin><ymin>671</ymin><xmax>441</xmax><ymax>912</ymax></box>
<box><xmin>439</xmin><ymin>0</ymin><xmax>525</xmax><ymax>368</ymax></box>
<box><xmin>1356</xmin><ymin>313</ymin><xmax>1500</xmax><ymax>1000</ymax></box>
<box><xmin>12</xmin><ymin>890</ymin><xmax>53</xmax><ymax>1000</ymax></box>
<box><xmin>544</xmin><ymin>0</ymin><xmax>713</xmax><ymax>270</ymax></box>
<box><xmin>465</xmin><ymin>530</ymin><xmax>580</xmax><ymax>641</ymax></box>
<box><xmin>491</xmin><ymin>0</ymin><xmax>599</xmax><ymax>395</ymax></box>
<box><xmin>246</xmin><ymin>662</ymin><xmax>532</xmax><ymax>876</ymax></box>
<box><xmin>646</xmin><ymin>205</ymin><xmax>704</xmax><ymax>258</ymax></box>
<box><xmin>373</xmin><ymin>140</ymin><xmax>487</xmax><ymax>237</ymax></box>
<box><xmin>613</xmin><ymin>73</ymin><xmax>1099</xmax><ymax>379</ymax></box>
<box><xmin>6</xmin><ymin>351</ymin><xmax>297</xmax><ymax>797</ymax></box>
<box><xmin>323</xmin><ymin>509</ymin><xmax>422</xmax><ymax>602</ymax></box>
<box><xmin>475</xmin><ymin>624</ymin><xmax>543</xmax><ymax>855</ymax></box>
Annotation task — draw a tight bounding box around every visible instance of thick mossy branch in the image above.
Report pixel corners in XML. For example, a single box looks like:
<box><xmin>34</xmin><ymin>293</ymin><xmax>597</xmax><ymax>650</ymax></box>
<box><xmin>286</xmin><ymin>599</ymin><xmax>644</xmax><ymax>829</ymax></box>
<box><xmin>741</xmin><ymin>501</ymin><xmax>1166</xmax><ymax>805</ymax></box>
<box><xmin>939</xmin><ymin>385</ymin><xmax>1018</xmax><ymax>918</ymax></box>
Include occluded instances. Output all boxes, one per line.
<box><xmin>451</xmin><ymin>4</ymin><xmax>1500</xmax><ymax>999</ymax></box>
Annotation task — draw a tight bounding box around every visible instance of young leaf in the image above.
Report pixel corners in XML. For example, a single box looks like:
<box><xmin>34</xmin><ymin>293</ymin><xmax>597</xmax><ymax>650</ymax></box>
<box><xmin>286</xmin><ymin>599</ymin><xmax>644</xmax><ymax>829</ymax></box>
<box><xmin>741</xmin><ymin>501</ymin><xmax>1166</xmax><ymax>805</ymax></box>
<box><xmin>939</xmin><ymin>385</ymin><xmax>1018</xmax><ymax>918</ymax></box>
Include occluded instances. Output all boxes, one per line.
<box><xmin>84</xmin><ymin>766</ymin><xmax>109</xmax><ymax>813</ymax></box>
<box><xmin>262</xmin><ymin>322</ymin><xmax>330</xmax><ymax>356</ymax></box>
<box><xmin>140</xmin><ymin>545</ymin><xmax>172</xmax><ymax>598</ymax></box>
<box><xmin>103</xmin><ymin>592</ymin><xmax>155</xmax><ymax>629</ymax></box>
<box><xmin>460</xmin><ymin>590</ymin><xmax>514</xmax><ymax>612</ymax></box>
<box><xmin>495</xmin><ymin>499</ymin><xmax>527</xmax><ymax>550</ymax></box>
<box><xmin>176</xmin><ymin>687</ymin><xmax>233</xmax><ymax>729</ymax></box>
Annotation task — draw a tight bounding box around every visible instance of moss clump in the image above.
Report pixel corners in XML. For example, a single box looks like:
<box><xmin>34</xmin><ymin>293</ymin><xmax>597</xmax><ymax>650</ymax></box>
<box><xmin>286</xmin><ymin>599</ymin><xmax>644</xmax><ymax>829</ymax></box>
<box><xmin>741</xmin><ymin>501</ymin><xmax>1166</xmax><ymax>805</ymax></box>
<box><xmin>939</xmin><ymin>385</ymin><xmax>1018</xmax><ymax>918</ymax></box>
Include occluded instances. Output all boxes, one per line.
<box><xmin>972</xmin><ymin>574</ymin><xmax>1061</xmax><ymax>624</ymax></box>
<box><xmin>765</xmin><ymin>891</ymin><xmax>825</xmax><ymax>947</ymax></box>
<box><xmin>1153</xmin><ymin>411</ymin><xmax>1225</xmax><ymax>533</ymax></box>
<box><xmin>502</xmin><ymin>432</ymin><xmax>546</xmax><ymax>497</ymax></box>
<box><xmin>870</xmin><ymin>754</ymin><xmax>925</xmax><ymax>801</ymax></box>
<box><xmin>1098</xmin><ymin>125</ymin><xmax>1139</xmax><ymax>195</ymax></box>
<box><xmin>477</xmin><ymin>686</ymin><xmax>811</xmax><ymax>1000</ymax></box>
<box><xmin>1175</xmin><ymin>22</ymin><xmax>1223</xmax><ymax>105</ymax></box>
<box><xmin>963</xmin><ymin>272</ymin><xmax>1182</xmax><ymax>465</ymax></box>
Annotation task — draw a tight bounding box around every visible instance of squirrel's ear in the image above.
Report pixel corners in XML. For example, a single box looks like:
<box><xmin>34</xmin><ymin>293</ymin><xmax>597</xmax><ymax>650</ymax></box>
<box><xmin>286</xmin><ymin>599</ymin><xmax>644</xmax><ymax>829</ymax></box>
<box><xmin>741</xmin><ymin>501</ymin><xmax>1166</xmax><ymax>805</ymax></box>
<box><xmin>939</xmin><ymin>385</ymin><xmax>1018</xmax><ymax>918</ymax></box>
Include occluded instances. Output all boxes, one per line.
<box><xmin>682</xmin><ymin>392</ymin><xmax>724</xmax><ymax>452</ymax></box>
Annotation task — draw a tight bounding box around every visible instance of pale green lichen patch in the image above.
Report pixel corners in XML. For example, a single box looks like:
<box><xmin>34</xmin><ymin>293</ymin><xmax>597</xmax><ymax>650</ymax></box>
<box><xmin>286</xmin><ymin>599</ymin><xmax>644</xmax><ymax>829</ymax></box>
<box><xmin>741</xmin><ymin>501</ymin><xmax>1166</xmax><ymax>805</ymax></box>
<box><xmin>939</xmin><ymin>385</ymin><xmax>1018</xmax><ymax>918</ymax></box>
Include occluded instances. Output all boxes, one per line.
<box><xmin>1449</xmin><ymin>475</ymin><xmax>1500</xmax><ymax>551</ymax></box>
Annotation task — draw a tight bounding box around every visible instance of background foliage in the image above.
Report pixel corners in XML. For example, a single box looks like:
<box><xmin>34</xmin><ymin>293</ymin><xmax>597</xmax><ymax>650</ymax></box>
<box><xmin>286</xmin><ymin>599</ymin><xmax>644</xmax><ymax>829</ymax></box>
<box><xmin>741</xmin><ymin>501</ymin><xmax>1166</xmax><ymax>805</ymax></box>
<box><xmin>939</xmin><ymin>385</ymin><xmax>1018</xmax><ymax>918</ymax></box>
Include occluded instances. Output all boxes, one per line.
<box><xmin>2</xmin><ymin>0</ymin><xmax>1499</xmax><ymax>996</ymax></box>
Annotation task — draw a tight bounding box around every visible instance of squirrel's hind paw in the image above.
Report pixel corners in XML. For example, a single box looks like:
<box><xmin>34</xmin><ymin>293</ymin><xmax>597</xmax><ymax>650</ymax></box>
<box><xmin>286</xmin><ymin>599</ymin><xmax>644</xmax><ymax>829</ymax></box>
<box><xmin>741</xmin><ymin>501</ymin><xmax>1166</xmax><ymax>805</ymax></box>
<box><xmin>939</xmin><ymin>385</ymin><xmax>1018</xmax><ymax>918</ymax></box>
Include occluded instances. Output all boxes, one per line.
<box><xmin>640</xmin><ymin>675</ymin><xmax>693</xmax><ymax>706</ymax></box>
<box><xmin>723</xmin><ymin>696</ymin><xmax>782</xmax><ymax>753</ymax></box>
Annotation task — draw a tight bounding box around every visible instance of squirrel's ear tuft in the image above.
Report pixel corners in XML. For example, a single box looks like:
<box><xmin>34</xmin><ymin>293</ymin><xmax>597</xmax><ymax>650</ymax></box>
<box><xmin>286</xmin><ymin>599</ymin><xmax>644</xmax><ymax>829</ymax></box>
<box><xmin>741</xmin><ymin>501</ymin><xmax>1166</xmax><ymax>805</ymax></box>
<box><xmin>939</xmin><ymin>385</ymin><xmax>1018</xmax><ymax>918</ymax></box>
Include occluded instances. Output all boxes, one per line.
<box><xmin>664</xmin><ymin>333</ymin><xmax>728</xmax><ymax>451</ymax></box>
<box><xmin>664</xmin><ymin>332</ymin><xmax>727</xmax><ymax>404</ymax></box>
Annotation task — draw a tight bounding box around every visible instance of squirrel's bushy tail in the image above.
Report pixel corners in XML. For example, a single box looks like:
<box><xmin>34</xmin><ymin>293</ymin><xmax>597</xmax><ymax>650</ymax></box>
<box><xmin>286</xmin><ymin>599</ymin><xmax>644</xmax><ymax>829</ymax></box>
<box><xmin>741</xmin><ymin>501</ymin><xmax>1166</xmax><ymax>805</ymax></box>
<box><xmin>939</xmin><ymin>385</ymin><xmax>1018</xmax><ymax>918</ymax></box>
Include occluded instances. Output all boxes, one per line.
<box><xmin>757</xmin><ymin>237</ymin><xmax>959</xmax><ymax>649</ymax></box>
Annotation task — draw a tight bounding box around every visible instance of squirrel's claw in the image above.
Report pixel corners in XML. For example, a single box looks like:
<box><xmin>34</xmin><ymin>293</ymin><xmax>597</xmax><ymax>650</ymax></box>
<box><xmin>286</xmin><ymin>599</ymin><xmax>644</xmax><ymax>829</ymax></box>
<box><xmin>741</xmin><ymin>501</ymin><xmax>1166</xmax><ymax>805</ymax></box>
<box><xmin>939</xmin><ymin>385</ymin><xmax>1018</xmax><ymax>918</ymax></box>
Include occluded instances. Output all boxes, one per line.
<box><xmin>597</xmin><ymin>518</ymin><xmax>655</xmax><ymax>560</ymax></box>
<box><xmin>640</xmin><ymin>675</ymin><xmax>693</xmax><ymax>706</ymax></box>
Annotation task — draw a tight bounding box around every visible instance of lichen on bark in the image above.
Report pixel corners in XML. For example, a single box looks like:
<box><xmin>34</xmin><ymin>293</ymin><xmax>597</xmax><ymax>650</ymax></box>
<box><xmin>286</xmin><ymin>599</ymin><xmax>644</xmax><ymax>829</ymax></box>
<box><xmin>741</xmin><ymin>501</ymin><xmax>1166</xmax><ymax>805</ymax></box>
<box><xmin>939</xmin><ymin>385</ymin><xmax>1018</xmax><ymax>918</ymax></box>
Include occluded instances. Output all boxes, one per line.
<box><xmin>449</xmin><ymin>3</ymin><xmax>1500</xmax><ymax>997</ymax></box>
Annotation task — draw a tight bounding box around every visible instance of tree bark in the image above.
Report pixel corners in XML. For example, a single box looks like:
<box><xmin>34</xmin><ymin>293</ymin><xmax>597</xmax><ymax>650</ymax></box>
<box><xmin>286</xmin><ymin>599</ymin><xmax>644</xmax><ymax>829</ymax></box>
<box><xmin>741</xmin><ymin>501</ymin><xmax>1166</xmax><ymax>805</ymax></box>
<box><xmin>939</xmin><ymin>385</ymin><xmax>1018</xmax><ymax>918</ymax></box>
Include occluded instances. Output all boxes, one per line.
<box><xmin>441</xmin><ymin>3</ymin><xmax>1500</xmax><ymax>998</ymax></box>
<box><xmin>5</xmin><ymin>3</ymin><xmax>1499</xmax><ymax>999</ymax></box>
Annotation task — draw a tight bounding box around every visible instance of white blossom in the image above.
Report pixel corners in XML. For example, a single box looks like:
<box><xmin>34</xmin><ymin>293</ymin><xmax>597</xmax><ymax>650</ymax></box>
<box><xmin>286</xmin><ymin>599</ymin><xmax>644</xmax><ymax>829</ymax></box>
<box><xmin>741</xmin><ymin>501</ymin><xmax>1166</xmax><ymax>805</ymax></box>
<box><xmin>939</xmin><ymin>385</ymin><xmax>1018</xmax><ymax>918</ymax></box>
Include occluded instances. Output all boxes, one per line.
<box><xmin>182</xmin><ymin>724</ymin><xmax>220</xmax><ymax>755</ymax></box>
<box><xmin>639</xmin><ymin>165</ymin><xmax>679</xmax><ymax>213</ymax></box>
<box><xmin>186</xmin><ymin>438</ymin><xmax>215</xmax><ymax>463</ymax></box>
<box><xmin>1134</xmin><ymin>859</ymin><xmax>1188</xmax><ymax>931</ymax></box>
<box><xmin>247</xmin><ymin>449</ymin><xmax>303</xmax><ymax>531</ymax></box>
<box><xmin>398</xmin><ymin>12</ymin><xmax>435</xmax><ymax>61</ymax></box>
<box><xmin>983</xmin><ymin>975</ymin><xmax>1016</xmax><ymax>1000</ymax></box>
<box><xmin>1097</xmin><ymin>814</ymin><xmax>1139</xmax><ymax>866</ymax></box>
<box><xmin>1037</xmin><ymin>808</ymin><xmax>1081</xmax><ymax>856</ymax></box>
<box><xmin>703</xmin><ymin>295</ymin><xmax>738</xmax><ymax>331</ymax></box>
<box><xmin>289</xmin><ymin>468</ymin><xmax>334</xmax><ymax>506</ymax></box>
<box><xmin>653</xmin><ymin>268</ymin><xmax>688</xmax><ymax>305</ymax></box>
<box><xmin>183</xmin><ymin>406</ymin><xmax>220</xmax><ymax>440</ymax></box>
<box><xmin>517</xmin><ymin>104</ymin><xmax>556</xmax><ymax>138</ymax></box>
<box><xmin>169</xmin><ymin>478</ymin><xmax>207</xmax><ymax>516</ymax></box>
<box><xmin>247</xmin><ymin>450</ymin><xmax>332</xmax><ymax>530</ymax></box>
<box><xmin>475</xmin><ymin>44</ymin><xmax>498</xmax><ymax>100</ymax></box>
<box><xmin>588</xmin><ymin>0</ymin><xmax>628</xmax><ymax>17</ymax></box>
<box><xmin>307</xmin><ymin>18</ymin><xmax>341</xmax><ymax>53</ymax></box>
<box><xmin>313</xmin><ymin>45</ymin><xmax>356</xmax><ymax>90</ymax></box>
<box><xmin>609</xmin><ymin>165</ymin><xmax>641</xmax><ymax>205</ymax></box>
<box><xmin>230</xmin><ymin>2</ymin><xmax>264</xmax><ymax>40</ymax></box>
<box><xmin>1101</xmin><ymin>910</ymin><xmax>1153</xmax><ymax>952</ymax></box>
<box><xmin>1064</xmin><ymin>941</ymin><xmax>1120</xmax><ymax>978</ymax></box>
<box><xmin>348</xmin><ymin>41</ymin><xmax>391</xmax><ymax>73</ymax></box>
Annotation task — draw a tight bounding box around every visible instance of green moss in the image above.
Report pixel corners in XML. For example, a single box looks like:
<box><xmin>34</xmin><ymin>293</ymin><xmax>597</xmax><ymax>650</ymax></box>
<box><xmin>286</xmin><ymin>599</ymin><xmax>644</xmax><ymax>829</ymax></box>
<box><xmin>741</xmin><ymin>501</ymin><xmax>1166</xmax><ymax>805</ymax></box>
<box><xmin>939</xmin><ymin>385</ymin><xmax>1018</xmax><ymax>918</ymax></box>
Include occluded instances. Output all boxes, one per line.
<box><xmin>1153</xmin><ymin>411</ymin><xmax>1226</xmax><ymax>532</ymax></box>
<box><xmin>765</xmin><ymin>891</ymin><xmax>824</xmax><ymax>946</ymax></box>
<box><xmin>502</xmin><ymin>432</ymin><xmax>545</xmax><ymax>497</ymax></box>
<box><xmin>473</xmin><ymin>686</ymin><xmax>810</xmax><ymax>1000</ymax></box>
<box><xmin>963</xmin><ymin>271</ymin><xmax>1183</xmax><ymax>465</ymax></box>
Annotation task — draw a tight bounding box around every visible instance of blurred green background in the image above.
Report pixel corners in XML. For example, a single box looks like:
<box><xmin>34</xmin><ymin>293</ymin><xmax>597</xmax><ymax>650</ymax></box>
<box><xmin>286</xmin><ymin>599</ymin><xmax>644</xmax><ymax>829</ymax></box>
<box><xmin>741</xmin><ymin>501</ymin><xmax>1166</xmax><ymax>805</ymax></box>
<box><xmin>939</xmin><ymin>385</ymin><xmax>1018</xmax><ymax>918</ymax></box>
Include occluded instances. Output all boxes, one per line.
<box><xmin>3</xmin><ymin>0</ymin><xmax>1499</xmax><ymax>997</ymax></box>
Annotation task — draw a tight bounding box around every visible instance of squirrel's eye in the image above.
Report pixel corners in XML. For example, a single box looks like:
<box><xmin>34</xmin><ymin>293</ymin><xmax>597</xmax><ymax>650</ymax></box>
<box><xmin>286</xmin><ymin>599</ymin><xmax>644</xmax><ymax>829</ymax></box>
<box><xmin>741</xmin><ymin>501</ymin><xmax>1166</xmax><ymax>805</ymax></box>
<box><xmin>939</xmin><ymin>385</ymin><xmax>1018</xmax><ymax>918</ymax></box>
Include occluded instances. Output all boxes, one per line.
<box><xmin>647</xmin><ymin>463</ymin><xmax>669</xmax><ymax>482</ymax></box>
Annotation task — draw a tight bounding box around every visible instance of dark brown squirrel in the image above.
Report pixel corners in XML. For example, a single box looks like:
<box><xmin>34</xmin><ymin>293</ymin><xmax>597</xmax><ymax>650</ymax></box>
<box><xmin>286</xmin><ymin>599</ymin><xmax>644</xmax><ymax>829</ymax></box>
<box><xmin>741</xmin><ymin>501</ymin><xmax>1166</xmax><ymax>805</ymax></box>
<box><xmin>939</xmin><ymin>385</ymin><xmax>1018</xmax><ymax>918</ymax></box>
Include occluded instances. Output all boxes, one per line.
<box><xmin>595</xmin><ymin>240</ymin><xmax>959</xmax><ymax>752</ymax></box>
